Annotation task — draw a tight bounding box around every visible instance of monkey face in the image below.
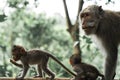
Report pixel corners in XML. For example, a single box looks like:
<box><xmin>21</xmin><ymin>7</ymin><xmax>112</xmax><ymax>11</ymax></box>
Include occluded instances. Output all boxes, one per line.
<box><xmin>11</xmin><ymin>45</ymin><xmax>26</xmax><ymax>61</ymax></box>
<box><xmin>12</xmin><ymin>54</ymin><xmax>21</xmax><ymax>61</ymax></box>
<box><xmin>80</xmin><ymin>5</ymin><xmax>103</xmax><ymax>35</ymax></box>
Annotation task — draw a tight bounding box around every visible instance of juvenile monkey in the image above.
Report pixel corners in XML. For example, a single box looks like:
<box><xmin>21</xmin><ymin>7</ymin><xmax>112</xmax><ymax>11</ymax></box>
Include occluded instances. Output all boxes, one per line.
<box><xmin>79</xmin><ymin>5</ymin><xmax>119</xmax><ymax>80</ymax></box>
<box><xmin>10</xmin><ymin>45</ymin><xmax>76</xmax><ymax>80</ymax></box>
<box><xmin>70</xmin><ymin>54</ymin><xmax>104</xmax><ymax>80</ymax></box>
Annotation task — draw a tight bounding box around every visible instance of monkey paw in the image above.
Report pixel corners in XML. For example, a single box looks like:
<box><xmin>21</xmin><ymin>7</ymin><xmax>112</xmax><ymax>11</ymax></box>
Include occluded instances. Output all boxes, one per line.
<box><xmin>34</xmin><ymin>75</ymin><xmax>42</xmax><ymax>78</ymax></box>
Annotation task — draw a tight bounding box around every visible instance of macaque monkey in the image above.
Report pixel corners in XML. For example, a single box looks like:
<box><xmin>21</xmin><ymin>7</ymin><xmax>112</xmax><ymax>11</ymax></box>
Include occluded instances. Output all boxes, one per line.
<box><xmin>69</xmin><ymin>54</ymin><xmax>81</xmax><ymax>66</ymax></box>
<box><xmin>10</xmin><ymin>45</ymin><xmax>76</xmax><ymax>80</ymax></box>
<box><xmin>70</xmin><ymin>54</ymin><xmax>104</xmax><ymax>80</ymax></box>
<box><xmin>79</xmin><ymin>5</ymin><xmax>120</xmax><ymax>80</ymax></box>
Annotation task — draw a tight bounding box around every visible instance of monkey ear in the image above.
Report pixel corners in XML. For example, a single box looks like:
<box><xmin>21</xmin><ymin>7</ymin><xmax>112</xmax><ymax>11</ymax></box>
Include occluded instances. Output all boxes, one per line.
<box><xmin>98</xmin><ymin>6</ymin><xmax>104</xmax><ymax>15</ymax></box>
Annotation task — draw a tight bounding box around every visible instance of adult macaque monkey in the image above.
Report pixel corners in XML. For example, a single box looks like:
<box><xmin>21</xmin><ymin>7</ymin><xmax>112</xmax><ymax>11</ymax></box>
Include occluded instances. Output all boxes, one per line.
<box><xmin>69</xmin><ymin>54</ymin><xmax>104</xmax><ymax>80</ymax></box>
<box><xmin>79</xmin><ymin>5</ymin><xmax>120</xmax><ymax>80</ymax></box>
<box><xmin>10</xmin><ymin>45</ymin><xmax>76</xmax><ymax>80</ymax></box>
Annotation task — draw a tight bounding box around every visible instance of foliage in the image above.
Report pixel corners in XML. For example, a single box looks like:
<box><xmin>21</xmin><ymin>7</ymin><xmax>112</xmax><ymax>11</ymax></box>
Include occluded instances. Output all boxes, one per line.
<box><xmin>0</xmin><ymin>14</ymin><xmax>7</xmax><ymax>22</ymax></box>
<box><xmin>80</xmin><ymin>35</ymin><xmax>103</xmax><ymax>72</ymax></box>
<box><xmin>0</xmin><ymin>0</ymin><xmax>74</xmax><ymax>77</ymax></box>
<box><xmin>0</xmin><ymin>0</ymin><xmax>119</xmax><ymax>79</ymax></box>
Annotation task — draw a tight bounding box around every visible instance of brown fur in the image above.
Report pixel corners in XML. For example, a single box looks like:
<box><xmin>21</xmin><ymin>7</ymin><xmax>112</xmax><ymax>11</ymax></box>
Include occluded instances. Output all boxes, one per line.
<box><xmin>70</xmin><ymin>54</ymin><xmax>104</xmax><ymax>80</ymax></box>
<box><xmin>69</xmin><ymin>54</ymin><xmax>81</xmax><ymax>66</ymax></box>
<box><xmin>79</xmin><ymin>5</ymin><xmax>119</xmax><ymax>80</ymax></box>
<box><xmin>10</xmin><ymin>45</ymin><xmax>76</xmax><ymax>80</ymax></box>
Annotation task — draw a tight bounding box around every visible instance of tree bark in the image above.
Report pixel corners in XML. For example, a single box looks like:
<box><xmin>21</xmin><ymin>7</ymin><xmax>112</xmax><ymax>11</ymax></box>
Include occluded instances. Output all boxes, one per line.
<box><xmin>63</xmin><ymin>0</ymin><xmax>84</xmax><ymax>57</ymax></box>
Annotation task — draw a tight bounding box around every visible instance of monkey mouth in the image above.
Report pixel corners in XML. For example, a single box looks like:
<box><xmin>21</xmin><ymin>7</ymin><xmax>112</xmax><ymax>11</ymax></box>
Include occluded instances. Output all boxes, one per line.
<box><xmin>82</xmin><ymin>26</ymin><xmax>94</xmax><ymax>30</ymax></box>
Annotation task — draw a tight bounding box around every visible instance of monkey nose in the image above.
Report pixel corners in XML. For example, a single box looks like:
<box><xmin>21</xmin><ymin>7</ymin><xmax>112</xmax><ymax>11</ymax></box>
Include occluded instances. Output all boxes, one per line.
<box><xmin>82</xmin><ymin>25</ymin><xmax>86</xmax><ymax>29</ymax></box>
<box><xmin>82</xmin><ymin>21</ymin><xmax>85</xmax><ymax>25</ymax></box>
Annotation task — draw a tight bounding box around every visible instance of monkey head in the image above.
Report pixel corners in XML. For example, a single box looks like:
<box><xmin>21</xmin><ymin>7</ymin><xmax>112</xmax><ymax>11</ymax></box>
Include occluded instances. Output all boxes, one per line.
<box><xmin>69</xmin><ymin>54</ymin><xmax>81</xmax><ymax>66</ymax></box>
<box><xmin>11</xmin><ymin>45</ymin><xmax>27</xmax><ymax>61</ymax></box>
<box><xmin>80</xmin><ymin>5</ymin><xmax>104</xmax><ymax>35</ymax></box>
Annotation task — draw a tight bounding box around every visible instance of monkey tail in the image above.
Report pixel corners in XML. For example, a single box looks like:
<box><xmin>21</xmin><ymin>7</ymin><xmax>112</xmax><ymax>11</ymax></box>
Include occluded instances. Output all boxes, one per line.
<box><xmin>49</xmin><ymin>54</ymin><xmax>76</xmax><ymax>77</ymax></box>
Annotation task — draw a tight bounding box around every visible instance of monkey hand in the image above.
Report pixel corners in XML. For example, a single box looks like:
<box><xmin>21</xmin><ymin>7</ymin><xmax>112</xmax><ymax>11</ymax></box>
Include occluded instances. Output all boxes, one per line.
<box><xmin>34</xmin><ymin>75</ymin><xmax>42</xmax><ymax>78</ymax></box>
<box><xmin>16</xmin><ymin>74</ymin><xmax>24</xmax><ymax>80</ymax></box>
<box><xmin>10</xmin><ymin>59</ymin><xmax>13</xmax><ymax>62</ymax></box>
<box><xmin>10</xmin><ymin>59</ymin><xmax>15</xmax><ymax>63</ymax></box>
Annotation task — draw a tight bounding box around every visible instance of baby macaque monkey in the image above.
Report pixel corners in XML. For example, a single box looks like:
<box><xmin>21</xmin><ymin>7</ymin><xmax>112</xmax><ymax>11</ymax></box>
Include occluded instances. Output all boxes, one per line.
<box><xmin>10</xmin><ymin>45</ymin><xmax>76</xmax><ymax>80</ymax></box>
<box><xmin>70</xmin><ymin>54</ymin><xmax>104</xmax><ymax>80</ymax></box>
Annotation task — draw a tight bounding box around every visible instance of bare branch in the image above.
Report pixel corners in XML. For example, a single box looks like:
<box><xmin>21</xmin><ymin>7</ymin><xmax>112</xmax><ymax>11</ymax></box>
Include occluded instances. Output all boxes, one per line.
<box><xmin>62</xmin><ymin>0</ymin><xmax>72</xmax><ymax>28</ymax></box>
<box><xmin>77</xmin><ymin>0</ymin><xmax>84</xmax><ymax>20</ymax></box>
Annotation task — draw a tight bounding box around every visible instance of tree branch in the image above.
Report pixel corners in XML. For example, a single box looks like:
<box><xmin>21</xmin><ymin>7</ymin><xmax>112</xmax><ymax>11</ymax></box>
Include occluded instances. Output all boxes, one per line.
<box><xmin>76</xmin><ymin>0</ymin><xmax>84</xmax><ymax>20</ymax></box>
<box><xmin>63</xmin><ymin>0</ymin><xmax>72</xmax><ymax>31</ymax></box>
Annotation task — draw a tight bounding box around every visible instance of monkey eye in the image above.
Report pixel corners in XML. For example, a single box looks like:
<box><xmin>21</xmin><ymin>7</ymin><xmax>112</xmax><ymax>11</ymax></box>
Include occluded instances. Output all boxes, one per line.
<box><xmin>80</xmin><ymin>13</ymin><xmax>90</xmax><ymax>18</ymax></box>
<box><xmin>80</xmin><ymin>14</ymin><xmax>84</xmax><ymax>18</ymax></box>
<box><xmin>84</xmin><ymin>13</ymin><xmax>89</xmax><ymax>17</ymax></box>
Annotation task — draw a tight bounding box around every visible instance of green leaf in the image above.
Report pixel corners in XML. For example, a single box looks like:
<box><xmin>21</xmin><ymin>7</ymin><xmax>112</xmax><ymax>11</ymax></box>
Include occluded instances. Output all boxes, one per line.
<box><xmin>24</xmin><ymin>1</ymin><xmax>29</xmax><ymax>6</ymax></box>
<box><xmin>0</xmin><ymin>14</ymin><xmax>7</xmax><ymax>22</ymax></box>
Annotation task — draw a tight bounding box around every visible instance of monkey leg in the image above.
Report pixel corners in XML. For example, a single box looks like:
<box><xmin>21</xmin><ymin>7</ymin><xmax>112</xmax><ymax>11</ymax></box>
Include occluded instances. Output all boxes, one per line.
<box><xmin>42</xmin><ymin>59</ymin><xmax>55</xmax><ymax>80</ymax></box>
<box><xmin>34</xmin><ymin>64</ymin><xmax>43</xmax><ymax>78</ymax></box>
<box><xmin>43</xmin><ymin>67</ymin><xmax>55</xmax><ymax>80</ymax></box>
<box><xmin>112</xmin><ymin>72</ymin><xmax>116</xmax><ymax>79</ymax></box>
<box><xmin>16</xmin><ymin>65</ymin><xmax>29</xmax><ymax>79</ymax></box>
<box><xmin>42</xmin><ymin>65</ymin><xmax>55</xmax><ymax>80</ymax></box>
<box><xmin>105</xmin><ymin>49</ymin><xmax>117</xmax><ymax>80</ymax></box>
